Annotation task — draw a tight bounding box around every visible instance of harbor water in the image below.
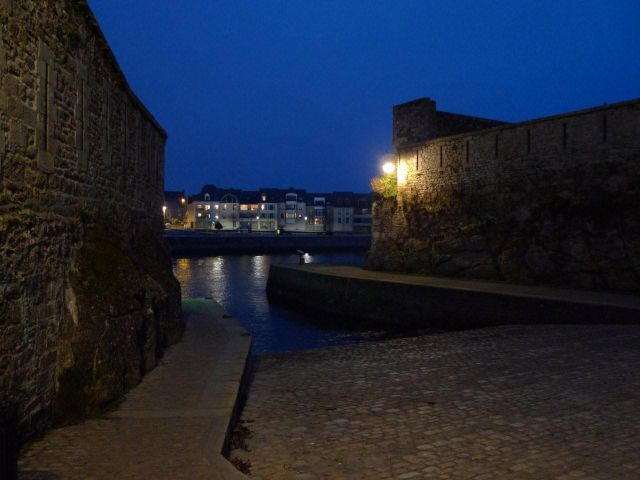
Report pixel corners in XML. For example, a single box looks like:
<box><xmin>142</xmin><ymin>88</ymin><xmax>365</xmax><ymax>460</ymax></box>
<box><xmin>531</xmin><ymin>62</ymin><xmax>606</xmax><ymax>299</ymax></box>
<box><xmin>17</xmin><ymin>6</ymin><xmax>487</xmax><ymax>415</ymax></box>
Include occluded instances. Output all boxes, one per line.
<box><xmin>173</xmin><ymin>251</ymin><xmax>390</xmax><ymax>354</ymax></box>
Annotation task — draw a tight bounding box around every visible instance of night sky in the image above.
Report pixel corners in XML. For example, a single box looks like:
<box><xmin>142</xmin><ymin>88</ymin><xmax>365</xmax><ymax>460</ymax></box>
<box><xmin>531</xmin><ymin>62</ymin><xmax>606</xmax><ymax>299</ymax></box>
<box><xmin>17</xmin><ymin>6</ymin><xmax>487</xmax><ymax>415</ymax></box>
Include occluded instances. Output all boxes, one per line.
<box><xmin>87</xmin><ymin>0</ymin><xmax>640</xmax><ymax>195</ymax></box>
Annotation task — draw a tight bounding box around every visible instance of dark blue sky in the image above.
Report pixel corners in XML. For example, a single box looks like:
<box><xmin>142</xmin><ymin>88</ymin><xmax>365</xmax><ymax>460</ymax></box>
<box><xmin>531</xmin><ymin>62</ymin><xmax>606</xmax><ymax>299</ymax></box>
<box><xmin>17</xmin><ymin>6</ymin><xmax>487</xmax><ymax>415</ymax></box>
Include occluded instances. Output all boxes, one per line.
<box><xmin>87</xmin><ymin>0</ymin><xmax>640</xmax><ymax>194</ymax></box>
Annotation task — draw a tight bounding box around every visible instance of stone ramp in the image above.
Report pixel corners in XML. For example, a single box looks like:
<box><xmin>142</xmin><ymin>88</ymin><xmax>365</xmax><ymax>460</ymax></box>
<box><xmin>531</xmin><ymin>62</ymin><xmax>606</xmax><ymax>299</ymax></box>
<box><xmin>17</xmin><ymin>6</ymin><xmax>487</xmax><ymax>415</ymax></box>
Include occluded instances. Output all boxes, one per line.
<box><xmin>233</xmin><ymin>324</ymin><xmax>640</xmax><ymax>479</ymax></box>
<box><xmin>18</xmin><ymin>299</ymin><xmax>250</xmax><ymax>480</ymax></box>
<box><xmin>267</xmin><ymin>264</ymin><xmax>640</xmax><ymax>329</ymax></box>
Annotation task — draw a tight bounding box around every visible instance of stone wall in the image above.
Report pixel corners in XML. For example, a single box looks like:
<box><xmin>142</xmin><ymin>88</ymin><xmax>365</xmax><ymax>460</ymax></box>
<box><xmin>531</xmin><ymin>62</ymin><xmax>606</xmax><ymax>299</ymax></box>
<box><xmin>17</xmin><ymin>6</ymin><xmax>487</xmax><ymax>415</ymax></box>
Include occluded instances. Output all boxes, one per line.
<box><xmin>392</xmin><ymin>97</ymin><xmax>506</xmax><ymax>148</ymax></box>
<box><xmin>0</xmin><ymin>1</ymin><xmax>183</xmax><ymax>440</ymax></box>
<box><xmin>368</xmin><ymin>98</ymin><xmax>640</xmax><ymax>294</ymax></box>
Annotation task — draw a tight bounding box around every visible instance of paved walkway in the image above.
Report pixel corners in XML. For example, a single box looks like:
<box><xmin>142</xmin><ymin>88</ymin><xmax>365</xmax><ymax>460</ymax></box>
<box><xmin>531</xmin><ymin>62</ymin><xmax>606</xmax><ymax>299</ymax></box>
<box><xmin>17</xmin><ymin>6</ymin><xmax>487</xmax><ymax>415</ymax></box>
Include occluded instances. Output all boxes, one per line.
<box><xmin>19</xmin><ymin>299</ymin><xmax>251</xmax><ymax>480</ymax></box>
<box><xmin>232</xmin><ymin>324</ymin><xmax>640</xmax><ymax>480</ymax></box>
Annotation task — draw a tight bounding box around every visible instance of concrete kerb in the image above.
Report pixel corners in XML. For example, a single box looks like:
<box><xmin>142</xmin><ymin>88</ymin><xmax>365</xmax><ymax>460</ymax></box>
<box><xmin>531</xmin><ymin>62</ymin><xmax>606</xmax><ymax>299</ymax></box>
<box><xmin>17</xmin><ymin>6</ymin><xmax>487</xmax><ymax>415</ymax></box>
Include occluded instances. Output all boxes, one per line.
<box><xmin>181</xmin><ymin>298</ymin><xmax>252</xmax><ymax>479</ymax></box>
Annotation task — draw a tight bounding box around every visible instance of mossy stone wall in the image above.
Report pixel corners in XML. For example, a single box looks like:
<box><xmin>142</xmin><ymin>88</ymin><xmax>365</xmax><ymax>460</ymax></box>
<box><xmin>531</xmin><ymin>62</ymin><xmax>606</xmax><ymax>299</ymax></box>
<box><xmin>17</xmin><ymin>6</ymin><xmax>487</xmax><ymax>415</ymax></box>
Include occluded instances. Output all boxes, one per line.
<box><xmin>0</xmin><ymin>1</ymin><xmax>182</xmax><ymax>440</ymax></box>
<box><xmin>368</xmin><ymin>100</ymin><xmax>640</xmax><ymax>294</ymax></box>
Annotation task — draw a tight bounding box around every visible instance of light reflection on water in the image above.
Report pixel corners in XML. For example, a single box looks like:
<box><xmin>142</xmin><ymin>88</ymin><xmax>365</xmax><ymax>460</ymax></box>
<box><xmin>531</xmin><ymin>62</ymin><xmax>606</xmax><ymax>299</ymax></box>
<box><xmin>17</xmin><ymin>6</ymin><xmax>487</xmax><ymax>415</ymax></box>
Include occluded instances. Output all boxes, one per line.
<box><xmin>173</xmin><ymin>252</ymin><xmax>376</xmax><ymax>355</ymax></box>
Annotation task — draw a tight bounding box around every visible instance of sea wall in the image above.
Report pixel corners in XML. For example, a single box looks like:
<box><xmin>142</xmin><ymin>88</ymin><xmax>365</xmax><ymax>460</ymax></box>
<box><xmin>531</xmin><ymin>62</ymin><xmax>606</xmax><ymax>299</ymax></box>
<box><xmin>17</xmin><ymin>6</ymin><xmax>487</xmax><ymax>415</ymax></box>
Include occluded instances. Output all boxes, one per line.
<box><xmin>0</xmin><ymin>1</ymin><xmax>182</xmax><ymax>439</ymax></box>
<box><xmin>369</xmin><ymin>99</ymin><xmax>640</xmax><ymax>294</ymax></box>
<box><xmin>267</xmin><ymin>265</ymin><xmax>640</xmax><ymax>329</ymax></box>
<box><xmin>165</xmin><ymin>231</ymin><xmax>371</xmax><ymax>256</ymax></box>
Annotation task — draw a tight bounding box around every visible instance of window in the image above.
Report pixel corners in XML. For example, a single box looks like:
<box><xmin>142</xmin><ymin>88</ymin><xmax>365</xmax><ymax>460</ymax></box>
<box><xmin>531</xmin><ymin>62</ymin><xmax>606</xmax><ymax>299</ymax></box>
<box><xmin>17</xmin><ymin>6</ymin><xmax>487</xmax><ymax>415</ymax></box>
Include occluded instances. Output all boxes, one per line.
<box><xmin>204</xmin><ymin>193</ymin><xmax>210</xmax><ymax>201</ymax></box>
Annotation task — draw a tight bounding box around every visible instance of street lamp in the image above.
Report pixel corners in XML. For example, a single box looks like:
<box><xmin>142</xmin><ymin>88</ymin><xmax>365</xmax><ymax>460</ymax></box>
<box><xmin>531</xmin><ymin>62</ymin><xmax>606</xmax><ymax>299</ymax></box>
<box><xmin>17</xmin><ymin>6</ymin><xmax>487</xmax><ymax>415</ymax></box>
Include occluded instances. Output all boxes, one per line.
<box><xmin>382</xmin><ymin>161</ymin><xmax>396</xmax><ymax>174</ymax></box>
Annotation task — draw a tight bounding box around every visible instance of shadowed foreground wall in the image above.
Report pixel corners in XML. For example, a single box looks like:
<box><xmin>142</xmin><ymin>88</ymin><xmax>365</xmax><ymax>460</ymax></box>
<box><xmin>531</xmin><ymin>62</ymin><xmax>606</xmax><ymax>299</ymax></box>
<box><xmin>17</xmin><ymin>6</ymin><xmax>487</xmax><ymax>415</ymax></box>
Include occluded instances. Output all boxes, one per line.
<box><xmin>0</xmin><ymin>1</ymin><xmax>183</xmax><ymax>439</ymax></box>
<box><xmin>368</xmin><ymin>98</ymin><xmax>640</xmax><ymax>294</ymax></box>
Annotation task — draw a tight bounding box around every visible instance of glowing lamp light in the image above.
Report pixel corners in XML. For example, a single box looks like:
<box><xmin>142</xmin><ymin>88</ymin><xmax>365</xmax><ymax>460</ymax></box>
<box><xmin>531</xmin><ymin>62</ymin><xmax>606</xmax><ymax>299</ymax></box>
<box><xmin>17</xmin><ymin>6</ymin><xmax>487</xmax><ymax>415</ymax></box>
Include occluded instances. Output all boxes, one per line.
<box><xmin>256</xmin><ymin>215</ymin><xmax>260</xmax><ymax>220</ymax></box>
<box><xmin>180</xmin><ymin>198</ymin><xmax>186</xmax><ymax>204</ymax></box>
<box><xmin>382</xmin><ymin>162</ymin><xmax>396</xmax><ymax>174</ymax></box>
<box><xmin>162</xmin><ymin>205</ymin><xmax>167</xmax><ymax>215</ymax></box>
<box><xmin>397</xmin><ymin>162</ymin><xmax>408</xmax><ymax>185</ymax></box>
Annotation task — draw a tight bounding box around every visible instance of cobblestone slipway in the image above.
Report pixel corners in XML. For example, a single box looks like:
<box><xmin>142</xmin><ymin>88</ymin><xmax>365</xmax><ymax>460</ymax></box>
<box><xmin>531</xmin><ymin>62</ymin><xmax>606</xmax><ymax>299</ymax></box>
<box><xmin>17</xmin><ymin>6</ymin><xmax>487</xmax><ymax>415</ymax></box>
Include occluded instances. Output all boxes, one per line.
<box><xmin>233</xmin><ymin>325</ymin><xmax>640</xmax><ymax>480</ymax></box>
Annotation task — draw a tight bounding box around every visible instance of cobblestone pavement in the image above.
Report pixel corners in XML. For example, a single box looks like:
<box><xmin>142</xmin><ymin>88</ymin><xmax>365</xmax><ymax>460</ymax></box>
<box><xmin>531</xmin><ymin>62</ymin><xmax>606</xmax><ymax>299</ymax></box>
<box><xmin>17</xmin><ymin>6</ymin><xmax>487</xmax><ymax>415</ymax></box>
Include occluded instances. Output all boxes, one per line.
<box><xmin>19</xmin><ymin>299</ymin><xmax>250</xmax><ymax>480</ymax></box>
<box><xmin>232</xmin><ymin>325</ymin><xmax>640</xmax><ymax>480</ymax></box>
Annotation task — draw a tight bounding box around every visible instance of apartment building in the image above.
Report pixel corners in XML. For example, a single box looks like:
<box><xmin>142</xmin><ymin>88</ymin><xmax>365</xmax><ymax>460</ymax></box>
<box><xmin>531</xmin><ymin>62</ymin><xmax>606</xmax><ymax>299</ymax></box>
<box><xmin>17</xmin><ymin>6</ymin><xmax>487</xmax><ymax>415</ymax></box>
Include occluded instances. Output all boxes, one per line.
<box><xmin>182</xmin><ymin>185</ymin><xmax>371</xmax><ymax>233</ymax></box>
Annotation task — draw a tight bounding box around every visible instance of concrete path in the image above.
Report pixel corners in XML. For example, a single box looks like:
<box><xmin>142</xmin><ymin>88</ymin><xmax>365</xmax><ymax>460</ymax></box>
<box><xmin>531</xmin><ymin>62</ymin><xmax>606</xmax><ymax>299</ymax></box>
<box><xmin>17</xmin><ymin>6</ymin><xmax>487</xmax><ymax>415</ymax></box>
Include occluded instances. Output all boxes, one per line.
<box><xmin>19</xmin><ymin>299</ymin><xmax>251</xmax><ymax>480</ymax></box>
<box><xmin>233</xmin><ymin>324</ymin><xmax>640</xmax><ymax>480</ymax></box>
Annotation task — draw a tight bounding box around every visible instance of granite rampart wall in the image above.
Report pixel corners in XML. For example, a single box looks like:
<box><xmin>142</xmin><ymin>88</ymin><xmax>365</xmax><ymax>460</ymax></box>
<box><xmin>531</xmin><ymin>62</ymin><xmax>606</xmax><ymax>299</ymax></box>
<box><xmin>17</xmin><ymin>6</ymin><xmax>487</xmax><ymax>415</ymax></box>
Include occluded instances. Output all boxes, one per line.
<box><xmin>0</xmin><ymin>0</ymin><xmax>182</xmax><ymax>439</ymax></box>
<box><xmin>369</xmin><ymin>98</ymin><xmax>640</xmax><ymax>293</ymax></box>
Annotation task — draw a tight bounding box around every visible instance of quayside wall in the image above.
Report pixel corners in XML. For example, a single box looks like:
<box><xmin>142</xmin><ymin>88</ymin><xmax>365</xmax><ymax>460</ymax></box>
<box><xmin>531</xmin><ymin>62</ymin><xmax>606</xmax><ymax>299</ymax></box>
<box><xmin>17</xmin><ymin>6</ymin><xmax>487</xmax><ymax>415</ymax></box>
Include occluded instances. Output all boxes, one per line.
<box><xmin>165</xmin><ymin>231</ymin><xmax>371</xmax><ymax>256</ymax></box>
<box><xmin>368</xmin><ymin>98</ymin><xmax>640</xmax><ymax>294</ymax></box>
<box><xmin>267</xmin><ymin>265</ymin><xmax>640</xmax><ymax>329</ymax></box>
<box><xmin>0</xmin><ymin>1</ymin><xmax>182</xmax><ymax>439</ymax></box>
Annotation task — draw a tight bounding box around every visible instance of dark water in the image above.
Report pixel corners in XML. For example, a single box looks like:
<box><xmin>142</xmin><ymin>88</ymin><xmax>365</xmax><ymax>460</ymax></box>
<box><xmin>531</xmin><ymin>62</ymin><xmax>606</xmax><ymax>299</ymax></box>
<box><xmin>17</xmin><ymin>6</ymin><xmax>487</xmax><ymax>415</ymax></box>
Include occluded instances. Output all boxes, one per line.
<box><xmin>173</xmin><ymin>251</ymin><xmax>388</xmax><ymax>355</ymax></box>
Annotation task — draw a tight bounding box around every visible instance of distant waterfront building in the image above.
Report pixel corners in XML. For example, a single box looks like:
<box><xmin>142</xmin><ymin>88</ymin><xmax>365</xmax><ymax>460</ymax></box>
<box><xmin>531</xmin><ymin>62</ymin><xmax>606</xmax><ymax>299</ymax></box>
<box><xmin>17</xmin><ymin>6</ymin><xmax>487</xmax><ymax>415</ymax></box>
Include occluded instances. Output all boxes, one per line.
<box><xmin>184</xmin><ymin>185</ymin><xmax>372</xmax><ymax>233</ymax></box>
<box><xmin>326</xmin><ymin>192</ymin><xmax>373</xmax><ymax>233</ymax></box>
